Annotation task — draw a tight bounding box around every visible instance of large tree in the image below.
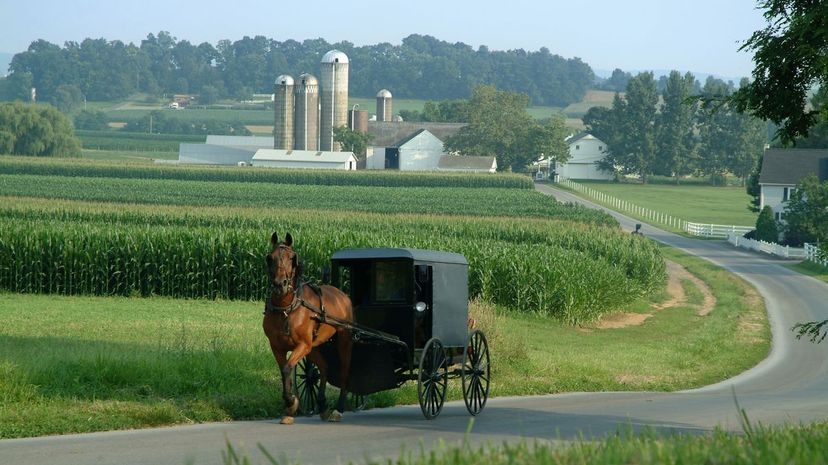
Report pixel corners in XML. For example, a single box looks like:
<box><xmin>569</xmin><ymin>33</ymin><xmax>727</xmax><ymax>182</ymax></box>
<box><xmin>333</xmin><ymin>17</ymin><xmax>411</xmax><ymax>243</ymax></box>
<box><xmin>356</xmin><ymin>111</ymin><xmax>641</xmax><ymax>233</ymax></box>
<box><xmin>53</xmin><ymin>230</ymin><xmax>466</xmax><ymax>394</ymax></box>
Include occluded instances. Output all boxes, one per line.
<box><xmin>0</xmin><ymin>102</ymin><xmax>81</xmax><ymax>156</ymax></box>
<box><xmin>655</xmin><ymin>71</ymin><xmax>698</xmax><ymax>182</ymax></box>
<box><xmin>443</xmin><ymin>85</ymin><xmax>569</xmax><ymax>171</ymax></box>
<box><xmin>730</xmin><ymin>0</ymin><xmax>828</xmax><ymax>143</ymax></box>
<box><xmin>587</xmin><ymin>73</ymin><xmax>659</xmax><ymax>182</ymax></box>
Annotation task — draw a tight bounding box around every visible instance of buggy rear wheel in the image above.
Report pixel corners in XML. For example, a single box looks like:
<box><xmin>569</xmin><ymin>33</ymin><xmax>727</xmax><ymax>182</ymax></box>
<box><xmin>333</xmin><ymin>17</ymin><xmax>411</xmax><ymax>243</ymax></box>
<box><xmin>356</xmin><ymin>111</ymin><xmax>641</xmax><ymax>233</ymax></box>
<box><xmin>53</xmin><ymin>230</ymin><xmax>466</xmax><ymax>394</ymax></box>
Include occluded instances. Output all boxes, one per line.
<box><xmin>417</xmin><ymin>337</ymin><xmax>448</xmax><ymax>420</ymax></box>
<box><xmin>461</xmin><ymin>329</ymin><xmax>490</xmax><ymax>415</ymax></box>
<box><xmin>293</xmin><ymin>358</ymin><xmax>320</xmax><ymax>416</ymax></box>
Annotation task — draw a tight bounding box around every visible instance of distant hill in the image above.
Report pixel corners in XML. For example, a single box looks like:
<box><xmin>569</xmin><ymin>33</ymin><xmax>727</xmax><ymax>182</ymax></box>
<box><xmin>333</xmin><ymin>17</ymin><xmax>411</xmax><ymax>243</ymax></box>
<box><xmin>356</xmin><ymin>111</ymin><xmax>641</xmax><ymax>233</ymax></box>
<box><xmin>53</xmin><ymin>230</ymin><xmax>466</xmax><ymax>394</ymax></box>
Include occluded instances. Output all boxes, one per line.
<box><xmin>0</xmin><ymin>52</ymin><xmax>13</xmax><ymax>76</ymax></box>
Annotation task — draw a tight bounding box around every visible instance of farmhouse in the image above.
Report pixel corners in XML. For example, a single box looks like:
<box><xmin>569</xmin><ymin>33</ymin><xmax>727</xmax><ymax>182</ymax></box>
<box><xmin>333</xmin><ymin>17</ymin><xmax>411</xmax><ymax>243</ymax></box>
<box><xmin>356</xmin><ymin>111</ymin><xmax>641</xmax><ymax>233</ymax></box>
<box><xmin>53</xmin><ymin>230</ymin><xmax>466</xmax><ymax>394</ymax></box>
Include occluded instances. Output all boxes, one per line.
<box><xmin>554</xmin><ymin>132</ymin><xmax>613</xmax><ymax>181</ymax></box>
<box><xmin>252</xmin><ymin>149</ymin><xmax>358</xmax><ymax>170</ymax></box>
<box><xmin>759</xmin><ymin>148</ymin><xmax>828</xmax><ymax>221</ymax></box>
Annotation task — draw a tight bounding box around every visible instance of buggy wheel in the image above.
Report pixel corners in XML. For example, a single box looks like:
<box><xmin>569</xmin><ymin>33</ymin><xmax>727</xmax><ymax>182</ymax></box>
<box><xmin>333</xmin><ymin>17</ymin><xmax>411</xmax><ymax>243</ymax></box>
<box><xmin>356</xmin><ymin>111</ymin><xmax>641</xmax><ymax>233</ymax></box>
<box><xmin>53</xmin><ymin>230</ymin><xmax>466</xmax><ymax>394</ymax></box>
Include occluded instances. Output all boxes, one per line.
<box><xmin>417</xmin><ymin>337</ymin><xmax>448</xmax><ymax>420</ymax></box>
<box><xmin>293</xmin><ymin>358</ymin><xmax>320</xmax><ymax>416</ymax></box>
<box><xmin>461</xmin><ymin>329</ymin><xmax>490</xmax><ymax>415</ymax></box>
<box><xmin>349</xmin><ymin>393</ymin><xmax>367</xmax><ymax>411</ymax></box>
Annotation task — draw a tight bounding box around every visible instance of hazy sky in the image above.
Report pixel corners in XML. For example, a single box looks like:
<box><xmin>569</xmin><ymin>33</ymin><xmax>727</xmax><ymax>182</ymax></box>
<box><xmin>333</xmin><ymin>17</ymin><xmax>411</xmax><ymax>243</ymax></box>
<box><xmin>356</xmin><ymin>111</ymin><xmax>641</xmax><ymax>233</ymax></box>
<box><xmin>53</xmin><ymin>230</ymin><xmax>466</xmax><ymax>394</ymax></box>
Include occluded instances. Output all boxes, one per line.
<box><xmin>1</xmin><ymin>0</ymin><xmax>767</xmax><ymax>78</ymax></box>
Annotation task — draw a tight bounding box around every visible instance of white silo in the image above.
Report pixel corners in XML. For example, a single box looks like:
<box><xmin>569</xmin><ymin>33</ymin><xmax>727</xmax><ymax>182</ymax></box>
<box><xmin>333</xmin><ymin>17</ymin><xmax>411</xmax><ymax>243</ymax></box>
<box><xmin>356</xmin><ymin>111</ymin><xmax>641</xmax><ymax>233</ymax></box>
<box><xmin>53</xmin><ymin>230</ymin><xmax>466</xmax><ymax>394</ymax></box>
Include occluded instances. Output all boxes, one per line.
<box><xmin>376</xmin><ymin>89</ymin><xmax>392</xmax><ymax>122</ymax></box>
<box><xmin>294</xmin><ymin>73</ymin><xmax>319</xmax><ymax>151</ymax></box>
<box><xmin>273</xmin><ymin>75</ymin><xmax>294</xmax><ymax>150</ymax></box>
<box><xmin>319</xmin><ymin>50</ymin><xmax>349</xmax><ymax>151</ymax></box>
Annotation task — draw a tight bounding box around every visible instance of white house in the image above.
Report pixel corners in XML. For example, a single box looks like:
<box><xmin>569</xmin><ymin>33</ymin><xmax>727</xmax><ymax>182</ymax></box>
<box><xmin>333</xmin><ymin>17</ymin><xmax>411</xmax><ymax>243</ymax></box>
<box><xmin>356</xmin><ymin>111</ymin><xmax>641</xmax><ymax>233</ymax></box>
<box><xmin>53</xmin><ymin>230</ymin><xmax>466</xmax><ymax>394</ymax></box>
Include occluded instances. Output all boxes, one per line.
<box><xmin>252</xmin><ymin>149</ymin><xmax>358</xmax><ymax>170</ymax></box>
<box><xmin>554</xmin><ymin>133</ymin><xmax>613</xmax><ymax>180</ymax></box>
<box><xmin>437</xmin><ymin>155</ymin><xmax>497</xmax><ymax>173</ymax></box>
<box><xmin>759</xmin><ymin>148</ymin><xmax>828</xmax><ymax>222</ymax></box>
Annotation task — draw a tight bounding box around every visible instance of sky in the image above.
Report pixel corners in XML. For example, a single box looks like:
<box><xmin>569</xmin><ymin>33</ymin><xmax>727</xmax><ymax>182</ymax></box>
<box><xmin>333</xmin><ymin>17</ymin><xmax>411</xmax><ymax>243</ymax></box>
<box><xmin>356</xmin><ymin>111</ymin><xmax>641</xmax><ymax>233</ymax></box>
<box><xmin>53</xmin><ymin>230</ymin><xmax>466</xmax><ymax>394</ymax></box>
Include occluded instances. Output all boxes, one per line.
<box><xmin>0</xmin><ymin>0</ymin><xmax>767</xmax><ymax>79</ymax></box>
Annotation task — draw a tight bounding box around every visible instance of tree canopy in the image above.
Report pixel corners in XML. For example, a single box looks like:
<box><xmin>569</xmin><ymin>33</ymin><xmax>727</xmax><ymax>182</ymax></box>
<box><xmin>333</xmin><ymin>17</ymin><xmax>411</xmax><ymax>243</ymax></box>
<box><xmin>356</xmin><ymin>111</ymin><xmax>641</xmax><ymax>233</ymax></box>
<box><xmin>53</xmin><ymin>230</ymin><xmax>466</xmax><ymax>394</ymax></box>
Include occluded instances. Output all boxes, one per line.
<box><xmin>4</xmin><ymin>33</ymin><xmax>594</xmax><ymax>107</ymax></box>
<box><xmin>0</xmin><ymin>102</ymin><xmax>81</xmax><ymax>157</ymax></box>
<box><xmin>443</xmin><ymin>85</ymin><xmax>570</xmax><ymax>171</ymax></box>
<box><xmin>730</xmin><ymin>0</ymin><xmax>828</xmax><ymax>143</ymax></box>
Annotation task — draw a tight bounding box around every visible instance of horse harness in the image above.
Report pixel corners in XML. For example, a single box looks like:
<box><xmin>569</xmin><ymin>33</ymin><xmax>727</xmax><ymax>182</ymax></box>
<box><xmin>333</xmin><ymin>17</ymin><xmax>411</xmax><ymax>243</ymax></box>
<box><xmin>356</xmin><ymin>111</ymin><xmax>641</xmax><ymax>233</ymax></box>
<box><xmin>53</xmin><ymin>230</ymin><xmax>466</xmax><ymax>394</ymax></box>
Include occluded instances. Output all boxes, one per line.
<box><xmin>265</xmin><ymin>281</ymin><xmax>329</xmax><ymax>341</ymax></box>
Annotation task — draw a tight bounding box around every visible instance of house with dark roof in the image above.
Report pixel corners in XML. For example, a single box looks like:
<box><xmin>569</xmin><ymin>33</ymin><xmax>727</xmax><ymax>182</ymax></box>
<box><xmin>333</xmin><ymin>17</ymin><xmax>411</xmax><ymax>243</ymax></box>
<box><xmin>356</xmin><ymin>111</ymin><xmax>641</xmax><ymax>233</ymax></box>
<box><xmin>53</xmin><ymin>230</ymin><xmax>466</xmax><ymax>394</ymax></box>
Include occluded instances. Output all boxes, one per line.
<box><xmin>554</xmin><ymin>132</ymin><xmax>613</xmax><ymax>180</ymax></box>
<box><xmin>759</xmin><ymin>148</ymin><xmax>828</xmax><ymax>221</ymax></box>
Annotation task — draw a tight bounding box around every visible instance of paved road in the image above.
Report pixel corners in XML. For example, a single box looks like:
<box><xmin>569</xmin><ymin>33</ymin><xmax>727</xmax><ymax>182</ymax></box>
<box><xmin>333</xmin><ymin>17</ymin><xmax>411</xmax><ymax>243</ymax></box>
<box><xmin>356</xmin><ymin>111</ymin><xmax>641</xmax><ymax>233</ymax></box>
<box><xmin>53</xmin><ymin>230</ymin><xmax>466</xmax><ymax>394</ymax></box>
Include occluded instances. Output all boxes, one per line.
<box><xmin>2</xmin><ymin>184</ymin><xmax>827</xmax><ymax>465</ymax></box>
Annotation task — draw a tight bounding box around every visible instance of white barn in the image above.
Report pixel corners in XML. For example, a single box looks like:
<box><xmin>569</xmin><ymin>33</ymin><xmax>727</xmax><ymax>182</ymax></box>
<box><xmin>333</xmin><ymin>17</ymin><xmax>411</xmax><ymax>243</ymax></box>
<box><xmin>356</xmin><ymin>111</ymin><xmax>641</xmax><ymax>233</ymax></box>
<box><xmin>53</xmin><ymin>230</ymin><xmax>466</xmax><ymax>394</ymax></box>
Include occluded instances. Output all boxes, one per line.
<box><xmin>555</xmin><ymin>133</ymin><xmax>613</xmax><ymax>180</ymax></box>
<box><xmin>252</xmin><ymin>150</ymin><xmax>358</xmax><ymax>170</ymax></box>
<box><xmin>759</xmin><ymin>148</ymin><xmax>828</xmax><ymax>222</ymax></box>
<box><xmin>367</xmin><ymin>129</ymin><xmax>447</xmax><ymax>171</ymax></box>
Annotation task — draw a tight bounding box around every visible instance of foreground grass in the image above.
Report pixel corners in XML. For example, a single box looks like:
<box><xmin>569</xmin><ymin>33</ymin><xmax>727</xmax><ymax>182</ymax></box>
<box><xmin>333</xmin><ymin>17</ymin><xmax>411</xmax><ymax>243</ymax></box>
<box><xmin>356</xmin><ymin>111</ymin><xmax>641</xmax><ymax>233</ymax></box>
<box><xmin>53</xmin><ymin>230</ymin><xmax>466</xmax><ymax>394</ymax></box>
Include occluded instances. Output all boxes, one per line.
<box><xmin>568</xmin><ymin>180</ymin><xmax>757</xmax><ymax>227</ymax></box>
<box><xmin>226</xmin><ymin>421</ymin><xmax>828</xmax><ymax>465</ymax></box>
<box><xmin>0</xmin><ymin>243</ymin><xmax>767</xmax><ymax>438</ymax></box>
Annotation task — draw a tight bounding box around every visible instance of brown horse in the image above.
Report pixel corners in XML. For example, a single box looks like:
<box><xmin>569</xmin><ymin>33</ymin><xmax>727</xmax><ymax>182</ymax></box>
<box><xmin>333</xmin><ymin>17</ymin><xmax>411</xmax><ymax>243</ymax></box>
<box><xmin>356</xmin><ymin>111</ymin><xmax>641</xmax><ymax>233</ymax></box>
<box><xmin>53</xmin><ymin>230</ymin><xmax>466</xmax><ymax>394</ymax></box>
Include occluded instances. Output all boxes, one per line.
<box><xmin>263</xmin><ymin>232</ymin><xmax>354</xmax><ymax>425</ymax></box>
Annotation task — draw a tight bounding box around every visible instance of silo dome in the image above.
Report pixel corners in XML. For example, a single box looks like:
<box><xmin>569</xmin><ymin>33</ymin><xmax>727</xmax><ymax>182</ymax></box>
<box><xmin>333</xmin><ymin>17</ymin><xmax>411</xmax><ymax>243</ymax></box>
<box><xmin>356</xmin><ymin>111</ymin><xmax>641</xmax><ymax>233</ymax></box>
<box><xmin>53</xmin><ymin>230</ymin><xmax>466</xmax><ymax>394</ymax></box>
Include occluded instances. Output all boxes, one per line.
<box><xmin>377</xmin><ymin>89</ymin><xmax>392</xmax><ymax>98</ymax></box>
<box><xmin>299</xmin><ymin>74</ymin><xmax>318</xmax><ymax>86</ymax></box>
<box><xmin>276</xmin><ymin>75</ymin><xmax>294</xmax><ymax>86</ymax></box>
<box><xmin>321</xmin><ymin>49</ymin><xmax>349</xmax><ymax>64</ymax></box>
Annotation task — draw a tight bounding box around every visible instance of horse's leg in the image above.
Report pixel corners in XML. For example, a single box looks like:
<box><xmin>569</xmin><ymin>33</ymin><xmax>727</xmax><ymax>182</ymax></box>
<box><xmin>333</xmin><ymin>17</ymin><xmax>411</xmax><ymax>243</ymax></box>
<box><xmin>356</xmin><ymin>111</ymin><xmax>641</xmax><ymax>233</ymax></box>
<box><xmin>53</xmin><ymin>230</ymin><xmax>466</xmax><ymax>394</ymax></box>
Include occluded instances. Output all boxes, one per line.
<box><xmin>330</xmin><ymin>329</ymin><xmax>353</xmax><ymax>421</ymax></box>
<box><xmin>307</xmin><ymin>349</ymin><xmax>329</xmax><ymax>420</ymax></box>
<box><xmin>269</xmin><ymin>345</ymin><xmax>297</xmax><ymax>425</ymax></box>
<box><xmin>280</xmin><ymin>343</ymin><xmax>311</xmax><ymax>424</ymax></box>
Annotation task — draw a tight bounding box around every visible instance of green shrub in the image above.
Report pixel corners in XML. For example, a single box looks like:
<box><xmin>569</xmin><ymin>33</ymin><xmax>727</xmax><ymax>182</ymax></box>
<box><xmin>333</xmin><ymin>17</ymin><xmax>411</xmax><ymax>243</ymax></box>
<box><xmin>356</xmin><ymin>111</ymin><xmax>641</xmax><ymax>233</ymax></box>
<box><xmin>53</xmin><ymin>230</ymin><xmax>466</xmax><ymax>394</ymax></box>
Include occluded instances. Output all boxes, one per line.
<box><xmin>755</xmin><ymin>205</ymin><xmax>779</xmax><ymax>242</ymax></box>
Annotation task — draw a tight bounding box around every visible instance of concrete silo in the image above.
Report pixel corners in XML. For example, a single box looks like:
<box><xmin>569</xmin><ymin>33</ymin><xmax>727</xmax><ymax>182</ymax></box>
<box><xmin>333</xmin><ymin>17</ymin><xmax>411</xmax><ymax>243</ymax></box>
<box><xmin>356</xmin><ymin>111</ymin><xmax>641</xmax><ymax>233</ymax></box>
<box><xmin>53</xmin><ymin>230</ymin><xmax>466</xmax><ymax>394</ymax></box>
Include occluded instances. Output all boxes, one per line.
<box><xmin>348</xmin><ymin>108</ymin><xmax>368</xmax><ymax>133</ymax></box>
<box><xmin>319</xmin><ymin>50</ymin><xmax>349</xmax><ymax>151</ymax></box>
<box><xmin>376</xmin><ymin>89</ymin><xmax>392</xmax><ymax>122</ymax></box>
<box><xmin>273</xmin><ymin>75</ymin><xmax>294</xmax><ymax>150</ymax></box>
<box><xmin>294</xmin><ymin>73</ymin><xmax>319</xmax><ymax>151</ymax></box>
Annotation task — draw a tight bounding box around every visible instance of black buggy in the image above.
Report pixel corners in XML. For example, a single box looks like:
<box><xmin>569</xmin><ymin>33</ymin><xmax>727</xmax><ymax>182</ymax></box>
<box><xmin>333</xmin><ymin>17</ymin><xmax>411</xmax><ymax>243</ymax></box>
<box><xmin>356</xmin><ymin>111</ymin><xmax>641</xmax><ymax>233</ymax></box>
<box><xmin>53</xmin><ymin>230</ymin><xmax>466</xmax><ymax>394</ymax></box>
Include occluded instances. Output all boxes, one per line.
<box><xmin>293</xmin><ymin>248</ymin><xmax>491</xmax><ymax>419</ymax></box>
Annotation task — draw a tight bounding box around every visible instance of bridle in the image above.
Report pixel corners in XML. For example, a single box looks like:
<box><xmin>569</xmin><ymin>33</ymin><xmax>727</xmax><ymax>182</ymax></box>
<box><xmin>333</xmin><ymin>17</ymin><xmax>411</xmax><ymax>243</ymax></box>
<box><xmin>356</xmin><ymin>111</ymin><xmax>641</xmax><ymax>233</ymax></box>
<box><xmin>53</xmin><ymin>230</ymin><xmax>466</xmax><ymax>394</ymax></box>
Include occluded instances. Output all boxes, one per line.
<box><xmin>265</xmin><ymin>244</ymin><xmax>302</xmax><ymax>317</ymax></box>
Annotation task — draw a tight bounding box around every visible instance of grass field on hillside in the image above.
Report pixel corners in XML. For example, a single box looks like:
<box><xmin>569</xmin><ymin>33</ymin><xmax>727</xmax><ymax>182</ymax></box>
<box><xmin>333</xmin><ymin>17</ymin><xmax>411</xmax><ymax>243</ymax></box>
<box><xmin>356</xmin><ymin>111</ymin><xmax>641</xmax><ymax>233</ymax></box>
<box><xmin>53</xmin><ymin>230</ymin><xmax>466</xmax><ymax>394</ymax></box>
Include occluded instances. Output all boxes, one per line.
<box><xmin>0</xmin><ymin>243</ymin><xmax>768</xmax><ymax>438</ymax></box>
<box><xmin>571</xmin><ymin>180</ymin><xmax>758</xmax><ymax>226</ymax></box>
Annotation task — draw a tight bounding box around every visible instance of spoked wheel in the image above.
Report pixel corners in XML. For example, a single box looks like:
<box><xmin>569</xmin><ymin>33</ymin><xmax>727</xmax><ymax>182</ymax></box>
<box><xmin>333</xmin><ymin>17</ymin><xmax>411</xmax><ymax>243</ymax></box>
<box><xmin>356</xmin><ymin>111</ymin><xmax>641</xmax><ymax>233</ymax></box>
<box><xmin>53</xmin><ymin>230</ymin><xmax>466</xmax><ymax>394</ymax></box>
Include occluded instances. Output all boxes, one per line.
<box><xmin>293</xmin><ymin>358</ymin><xmax>321</xmax><ymax>416</ymax></box>
<box><xmin>417</xmin><ymin>337</ymin><xmax>448</xmax><ymax>420</ymax></box>
<box><xmin>461</xmin><ymin>329</ymin><xmax>490</xmax><ymax>416</ymax></box>
<box><xmin>349</xmin><ymin>392</ymin><xmax>367</xmax><ymax>411</ymax></box>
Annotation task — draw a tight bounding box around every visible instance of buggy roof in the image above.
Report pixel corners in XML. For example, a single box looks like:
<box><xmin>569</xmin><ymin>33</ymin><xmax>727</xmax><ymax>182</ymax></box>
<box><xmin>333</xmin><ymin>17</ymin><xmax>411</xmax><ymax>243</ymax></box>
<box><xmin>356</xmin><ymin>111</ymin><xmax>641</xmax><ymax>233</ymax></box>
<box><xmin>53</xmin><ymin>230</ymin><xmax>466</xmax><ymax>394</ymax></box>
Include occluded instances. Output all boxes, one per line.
<box><xmin>331</xmin><ymin>248</ymin><xmax>468</xmax><ymax>266</ymax></box>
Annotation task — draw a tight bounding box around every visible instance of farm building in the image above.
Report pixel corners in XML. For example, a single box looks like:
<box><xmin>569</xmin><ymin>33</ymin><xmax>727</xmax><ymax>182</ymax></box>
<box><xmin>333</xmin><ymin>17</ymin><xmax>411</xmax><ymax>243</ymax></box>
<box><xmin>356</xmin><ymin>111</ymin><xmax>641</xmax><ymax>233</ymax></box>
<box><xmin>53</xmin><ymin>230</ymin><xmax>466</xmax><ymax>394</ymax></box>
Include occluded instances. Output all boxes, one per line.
<box><xmin>366</xmin><ymin>124</ymin><xmax>464</xmax><ymax>171</ymax></box>
<box><xmin>554</xmin><ymin>133</ymin><xmax>613</xmax><ymax>181</ymax></box>
<box><xmin>177</xmin><ymin>143</ymin><xmax>259</xmax><ymax>165</ymax></box>
<box><xmin>759</xmin><ymin>148</ymin><xmax>828</xmax><ymax>222</ymax></box>
<box><xmin>437</xmin><ymin>155</ymin><xmax>497</xmax><ymax>173</ymax></box>
<box><xmin>252</xmin><ymin>149</ymin><xmax>358</xmax><ymax>170</ymax></box>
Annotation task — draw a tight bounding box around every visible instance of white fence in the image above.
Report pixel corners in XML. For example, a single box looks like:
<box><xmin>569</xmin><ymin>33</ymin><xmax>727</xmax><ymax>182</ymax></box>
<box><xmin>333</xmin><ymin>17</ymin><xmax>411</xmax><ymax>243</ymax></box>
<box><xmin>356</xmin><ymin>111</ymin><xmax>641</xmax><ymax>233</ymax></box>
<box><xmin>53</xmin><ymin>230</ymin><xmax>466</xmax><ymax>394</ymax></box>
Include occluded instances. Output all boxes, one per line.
<box><xmin>727</xmin><ymin>234</ymin><xmax>807</xmax><ymax>259</ymax></box>
<box><xmin>805</xmin><ymin>243</ymin><xmax>828</xmax><ymax>266</ymax></box>
<box><xmin>557</xmin><ymin>177</ymin><xmax>753</xmax><ymax>238</ymax></box>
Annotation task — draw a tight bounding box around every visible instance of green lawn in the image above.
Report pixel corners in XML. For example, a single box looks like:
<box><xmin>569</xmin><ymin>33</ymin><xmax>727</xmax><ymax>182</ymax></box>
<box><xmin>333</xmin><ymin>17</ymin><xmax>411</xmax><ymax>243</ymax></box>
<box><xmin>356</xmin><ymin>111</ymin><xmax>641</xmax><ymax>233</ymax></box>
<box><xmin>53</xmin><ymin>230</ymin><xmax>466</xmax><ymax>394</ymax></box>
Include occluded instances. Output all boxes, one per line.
<box><xmin>788</xmin><ymin>260</ymin><xmax>828</xmax><ymax>284</ymax></box>
<box><xmin>0</xmin><ymin>244</ymin><xmax>768</xmax><ymax>438</ymax></box>
<box><xmin>572</xmin><ymin>180</ymin><xmax>757</xmax><ymax>226</ymax></box>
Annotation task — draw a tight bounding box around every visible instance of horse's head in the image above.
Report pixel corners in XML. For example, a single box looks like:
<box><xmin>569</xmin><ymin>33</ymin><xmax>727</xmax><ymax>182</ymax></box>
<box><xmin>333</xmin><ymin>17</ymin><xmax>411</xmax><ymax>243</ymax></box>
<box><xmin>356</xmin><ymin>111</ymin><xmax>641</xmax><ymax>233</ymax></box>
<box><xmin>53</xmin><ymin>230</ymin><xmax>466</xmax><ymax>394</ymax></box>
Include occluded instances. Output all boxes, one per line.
<box><xmin>266</xmin><ymin>232</ymin><xmax>299</xmax><ymax>298</ymax></box>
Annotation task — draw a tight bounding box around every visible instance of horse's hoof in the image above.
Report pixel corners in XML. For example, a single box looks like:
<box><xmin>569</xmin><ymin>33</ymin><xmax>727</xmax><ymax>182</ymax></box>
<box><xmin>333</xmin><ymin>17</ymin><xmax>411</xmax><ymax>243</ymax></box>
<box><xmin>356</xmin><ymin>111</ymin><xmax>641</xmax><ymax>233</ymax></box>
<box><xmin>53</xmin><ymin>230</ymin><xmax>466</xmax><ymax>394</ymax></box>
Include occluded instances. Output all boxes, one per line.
<box><xmin>326</xmin><ymin>410</ymin><xmax>342</xmax><ymax>422</ymax></box>
<box><xmin>320</xmin><ymin>409</ymin><xmax>332</xmax><ymax>421</ymax></box>
<box><xmin>280</xmin><ymin>416</ymin><xmax>295</xmax><ymax>425</ymax></box>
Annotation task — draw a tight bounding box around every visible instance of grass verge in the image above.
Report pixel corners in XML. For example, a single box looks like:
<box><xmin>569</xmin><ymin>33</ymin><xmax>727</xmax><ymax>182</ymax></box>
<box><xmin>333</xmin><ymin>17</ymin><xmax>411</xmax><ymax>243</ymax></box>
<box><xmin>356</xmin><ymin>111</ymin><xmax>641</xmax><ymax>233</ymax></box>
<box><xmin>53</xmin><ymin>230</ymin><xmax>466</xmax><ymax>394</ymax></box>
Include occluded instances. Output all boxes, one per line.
<box><xmin>787</xmin><ymin>260</ymin><xmax>828</xmax><ymax>284</ymax></box>
<box><xmin>0</xmin><ymin>243</ymin><xmax>768</xmax><ymax>438</ymax></box>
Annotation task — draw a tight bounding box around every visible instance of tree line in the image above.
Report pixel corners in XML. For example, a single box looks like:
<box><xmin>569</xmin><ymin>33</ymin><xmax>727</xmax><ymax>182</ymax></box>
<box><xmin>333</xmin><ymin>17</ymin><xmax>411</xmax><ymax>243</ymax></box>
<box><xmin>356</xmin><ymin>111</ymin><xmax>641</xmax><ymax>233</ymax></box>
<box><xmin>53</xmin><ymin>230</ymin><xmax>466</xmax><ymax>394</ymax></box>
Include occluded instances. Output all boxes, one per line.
<box><xmin>583</xmin><ymin>72</ymin><xmax>767</xmax><ymax>185</ymax></box>
<box><xmin>0</xmin><ymin>33</ymin><xmax>594</xmax><ymax>107</ymax></box>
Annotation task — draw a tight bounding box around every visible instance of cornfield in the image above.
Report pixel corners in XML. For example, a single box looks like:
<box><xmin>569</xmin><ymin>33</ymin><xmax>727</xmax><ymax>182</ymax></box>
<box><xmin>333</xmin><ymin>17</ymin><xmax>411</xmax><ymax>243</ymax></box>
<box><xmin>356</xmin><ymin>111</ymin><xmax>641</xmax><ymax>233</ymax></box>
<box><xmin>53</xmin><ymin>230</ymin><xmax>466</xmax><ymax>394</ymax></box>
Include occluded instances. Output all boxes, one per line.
<box><xmin>0</xmin><ymin>199</ymin><xmax>664</xmax><ymax>323</ymax></box>
<box><xmin>0</xmin><ymin>157</ymin><xmax>534</xmax><ymax>189</ymax></box>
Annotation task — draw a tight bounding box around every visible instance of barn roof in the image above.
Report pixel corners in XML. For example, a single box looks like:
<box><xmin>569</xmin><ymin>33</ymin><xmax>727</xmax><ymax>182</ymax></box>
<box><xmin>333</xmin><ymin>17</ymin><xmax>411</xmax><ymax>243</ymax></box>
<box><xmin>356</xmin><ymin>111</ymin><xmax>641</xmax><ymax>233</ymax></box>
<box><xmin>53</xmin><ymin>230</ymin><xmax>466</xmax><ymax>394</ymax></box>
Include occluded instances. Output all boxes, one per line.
<box><xmin>368</xmin><ymin>121</ymin><xmax>465</xmax><ymax>147</ymax></box>
<box><xmin>252</xmin><ymin>149</ymin><xmax>356</xmax><ymax>163</ymax></box>
<box><xmin>759</xmin><ymin>148</ymin><xmax>828</xmax><ymax>185</ymax></box>
<box><xmin>438</xmin><ymin>155</ymin><xmax>496</xmax><ymax>170</ymax></box>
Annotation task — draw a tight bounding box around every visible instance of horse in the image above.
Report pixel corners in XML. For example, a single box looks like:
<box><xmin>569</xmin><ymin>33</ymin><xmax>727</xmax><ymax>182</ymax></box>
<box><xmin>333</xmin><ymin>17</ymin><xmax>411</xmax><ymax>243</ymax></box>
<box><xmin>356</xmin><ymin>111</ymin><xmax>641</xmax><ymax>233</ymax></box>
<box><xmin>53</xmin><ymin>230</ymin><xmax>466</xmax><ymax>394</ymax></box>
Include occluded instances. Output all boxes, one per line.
<box><xmin>262</xmin><ymin>232</ymin><xmax>354</xmax><ymax>424</ymax></box>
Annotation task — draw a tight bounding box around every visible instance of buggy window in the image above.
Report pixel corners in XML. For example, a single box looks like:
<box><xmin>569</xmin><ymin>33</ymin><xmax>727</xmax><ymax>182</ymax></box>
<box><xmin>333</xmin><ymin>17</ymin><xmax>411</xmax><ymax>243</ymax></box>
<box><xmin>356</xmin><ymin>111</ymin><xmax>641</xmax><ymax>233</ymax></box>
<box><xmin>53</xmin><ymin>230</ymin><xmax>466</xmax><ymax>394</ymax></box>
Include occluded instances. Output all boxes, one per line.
<box><xmin>373</xmin><ymin>261</ymin><xmax>409</xmax><ymax>302</ymax></box>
